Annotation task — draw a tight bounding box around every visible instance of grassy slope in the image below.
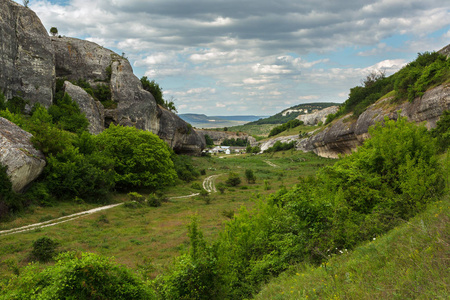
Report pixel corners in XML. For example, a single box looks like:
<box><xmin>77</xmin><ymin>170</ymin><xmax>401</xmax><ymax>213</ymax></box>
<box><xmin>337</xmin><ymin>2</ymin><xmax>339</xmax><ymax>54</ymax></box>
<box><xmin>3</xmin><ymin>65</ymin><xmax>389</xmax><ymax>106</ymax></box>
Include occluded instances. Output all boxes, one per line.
<box><xmin>255</xmin><ymin>154</ymin><xmax>450</xmax><ymax>300</ymax></box>
<box><xmin>255</xmin><ymin>196</ymin><xmax>449</xmax><ymax>300</ymax></box>
<box><xmin>0</xmin><ymin>151</ymin><xmax>334</xmax><ymax>282</ymax></box>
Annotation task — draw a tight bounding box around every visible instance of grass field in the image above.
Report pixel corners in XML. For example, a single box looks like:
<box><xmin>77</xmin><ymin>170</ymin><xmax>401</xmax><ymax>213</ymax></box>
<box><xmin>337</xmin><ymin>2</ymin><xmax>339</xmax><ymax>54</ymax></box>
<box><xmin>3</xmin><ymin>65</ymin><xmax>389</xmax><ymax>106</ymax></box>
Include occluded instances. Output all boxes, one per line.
<box><xmin>0</xmin><ymin>150</ymin><xmax>334</xmax><ymax>282</ymax></box>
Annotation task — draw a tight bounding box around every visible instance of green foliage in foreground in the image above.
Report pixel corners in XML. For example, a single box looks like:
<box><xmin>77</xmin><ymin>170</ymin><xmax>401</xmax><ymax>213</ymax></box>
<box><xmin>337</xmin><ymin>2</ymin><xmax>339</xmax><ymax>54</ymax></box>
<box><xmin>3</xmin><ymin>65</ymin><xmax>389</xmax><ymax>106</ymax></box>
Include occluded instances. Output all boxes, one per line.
<box><xmin>0</xmin><ymin>252</ymin><xmax>155</xmax><ymax>300</ymax></box>
<box><xmin>255</xmin><ymin>197</ymin><xmax>450</xmax><ymax>300</ymax></box>
<box><xmin>156</xmin><ymin>117</ymin><xmax>444</xmax><ymax>299</ymax></box>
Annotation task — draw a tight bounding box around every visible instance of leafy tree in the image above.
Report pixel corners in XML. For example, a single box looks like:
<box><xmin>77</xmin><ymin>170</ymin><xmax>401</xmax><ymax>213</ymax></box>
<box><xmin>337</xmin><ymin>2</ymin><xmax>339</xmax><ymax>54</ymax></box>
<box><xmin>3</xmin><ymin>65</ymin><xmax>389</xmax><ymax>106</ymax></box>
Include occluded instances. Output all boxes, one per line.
<box><xmin>245</xmin><ymin>169</ymin><xmax>256</xmax><ymax>184</ymax></box>
<box><xmin>205</xmin><ymin>134</ymin><xmax>214</xmax><ymax>146</ymax></box>
<box><xmin>95</xmin><ymin>125</ymin><xmax>177</xmax><ymax>190</ymax></box>
<box><xmin>50</xmin><ymin>27</ymin><xmax>58</xmax><ymax>36</ymax></box>
<box><xmin>22</xmin><ymin>0</ymin><xmax>29</xmax><ymax>8</ymax></box>
<box><xmin>44</xmin><ymin>146</ymin><xmax>115</xmax><ymax>201</ymax></box>
<box><xmin>431</xmin><ymin>110</ymin><xmax>450</xmax><ymax>153</ymax></box>
<box><xmin>226</xmin><ymin>172</ymin><xmax>241</xmax><ymax>186</ymax></box>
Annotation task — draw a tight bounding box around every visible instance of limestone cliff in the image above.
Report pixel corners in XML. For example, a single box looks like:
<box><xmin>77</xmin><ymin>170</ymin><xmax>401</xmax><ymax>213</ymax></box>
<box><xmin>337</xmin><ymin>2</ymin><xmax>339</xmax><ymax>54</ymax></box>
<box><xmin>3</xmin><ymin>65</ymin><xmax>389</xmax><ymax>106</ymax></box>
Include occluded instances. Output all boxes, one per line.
<box><xmin>196</xmin><ymin>129</ymin><xmax>257</xmax><ymax>146</ymax></box>
<box><xmin>51</xmin><ymin>36</ymin><xmax>205</xmax><ymax>153</ymax></box>
<box><xmin>0</xmin><ymin>0</ymin><xmax>54</xmax><ymax>108</ymax></box>
<box><xmin>298</xmin><ymin>83</ymin><xmax>450</xmax><ymax>158</ymax></box>
<box><xmin>297</xmin><ymin>106</ymin><xmax>339</xmax><ymax>125</ymax></box>
<box><xmin>0</xmin><ymin>117</ymin><xmax>46</xmax><ymax>192</ymax></box>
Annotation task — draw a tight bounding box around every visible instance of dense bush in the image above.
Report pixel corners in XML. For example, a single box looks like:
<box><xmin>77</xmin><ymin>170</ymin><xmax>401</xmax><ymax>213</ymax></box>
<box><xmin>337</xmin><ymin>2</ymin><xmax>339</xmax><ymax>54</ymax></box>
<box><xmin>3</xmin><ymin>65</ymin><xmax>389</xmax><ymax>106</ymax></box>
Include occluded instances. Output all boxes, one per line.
<box><xmin>44</xmin><ymin>146</ymin><xmax>115</xmax><ymax>202</ymax></box>
<box><xmin>204</xmin><ymin>134</ymin><xmax>214</xmax><ymax>146</ymax></box>
<box><xmin>0</xmin><ymin>252</ymin><xmax>155</xmax><ymax>300</ymax></box>
<box><xmin>95</xmin><ymin>124</ymin><xmax>177</xmax><ymax>190</ymax></box>
<box><xmin>172</xmin><ymin>155</ymin><xmax>200</xmax><ymax>182</ymax></box>
<box><xmin>226</xmin><ymin>172</ymin><xmax>241</xmax><ymax>186</ymax></box>
<box><xmin>48</xmin><ymin>92</ymin><xmax>89</xmax><ymax>133</ymax></box>
<box><xmin>431</xmin><ymin>110</ymin><xmax>450</xmax><ymax>153</ymax></box>
<box><xmin>154</xmin><ymin>218</ymin><xmax>225</xmax><ymax>299</ymax></box>
<box><xmin>31</xmin><ymin>237</ymin><xmax>59</xmax><ymax>263</ymax></box>
<box><xmin>264</xmin><ymin>140</ymin><xmax>296</xmax><ymax>153</ymax></box>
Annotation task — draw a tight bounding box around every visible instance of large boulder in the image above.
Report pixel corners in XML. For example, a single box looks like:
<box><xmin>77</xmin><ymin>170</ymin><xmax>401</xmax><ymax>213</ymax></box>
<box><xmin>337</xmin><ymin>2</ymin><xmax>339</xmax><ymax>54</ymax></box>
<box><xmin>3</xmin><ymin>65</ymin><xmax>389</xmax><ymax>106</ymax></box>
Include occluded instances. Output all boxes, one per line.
<box><xmin>0</xmin><ymin>117</ymin><xmax>46</xmax><ymax>192</ymax></box>
<box><xmin>63</xmin><ymin>81</ymin><xmax>105</xmax><ymax>134</ymax></box>
<box><xmin>0</xmin><ymin>0</ymin><xmax>54</xmax><ymax>108</ymax></box>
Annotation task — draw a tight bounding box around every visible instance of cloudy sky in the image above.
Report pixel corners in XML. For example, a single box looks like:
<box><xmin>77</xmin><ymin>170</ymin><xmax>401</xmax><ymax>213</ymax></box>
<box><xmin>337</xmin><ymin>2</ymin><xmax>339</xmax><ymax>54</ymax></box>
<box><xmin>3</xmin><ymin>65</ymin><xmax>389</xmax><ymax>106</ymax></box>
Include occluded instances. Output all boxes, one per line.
<box><xmin>16</xmin><ymin>0</ymin><xmax>450</xmax><ymax>116</ymax></box>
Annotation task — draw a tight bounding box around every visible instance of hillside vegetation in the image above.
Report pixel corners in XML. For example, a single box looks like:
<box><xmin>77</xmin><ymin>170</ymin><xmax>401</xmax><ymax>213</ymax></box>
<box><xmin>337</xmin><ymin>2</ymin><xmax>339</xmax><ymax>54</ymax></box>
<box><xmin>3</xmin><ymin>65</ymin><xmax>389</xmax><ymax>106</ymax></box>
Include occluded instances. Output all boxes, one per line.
<box><xmin>326</xmin><ymin>51</ymin><xmax>450</xmax><ymax>123</ymax></box>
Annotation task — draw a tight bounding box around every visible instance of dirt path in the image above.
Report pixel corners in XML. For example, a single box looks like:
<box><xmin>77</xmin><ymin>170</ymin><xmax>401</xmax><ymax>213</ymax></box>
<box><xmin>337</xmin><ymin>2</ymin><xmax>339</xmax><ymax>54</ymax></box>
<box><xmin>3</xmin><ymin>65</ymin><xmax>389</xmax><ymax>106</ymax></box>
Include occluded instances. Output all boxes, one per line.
<box><xmin>264</xmin><ymin>160</ymin><xmax>279</xmax><ymax>167</ymax></box>
<box><xmin>0</xmin><ymin>174</ymin><xmax>222</xmax><ymax>236</ymax></box>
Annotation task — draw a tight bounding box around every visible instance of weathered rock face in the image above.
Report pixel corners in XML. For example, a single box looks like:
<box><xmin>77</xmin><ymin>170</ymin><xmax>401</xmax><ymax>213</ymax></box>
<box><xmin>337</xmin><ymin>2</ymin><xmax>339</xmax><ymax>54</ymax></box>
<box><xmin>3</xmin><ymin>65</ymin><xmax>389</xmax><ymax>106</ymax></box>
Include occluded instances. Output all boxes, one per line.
<box><xmin>159</xmin><ymin>108</ymin><xmax>206</xmax><ymax>154</ymax></box>
<box><xmin>297</xmin><ymin>106</ymin><xmax>339</xmax><ymax>125</ymax></box>
<box><xmin>299</xmin><ymin>83</ymin><xmax>450</xmax><ymax>158</ymax></box>
<box><xmin>51</xmin><ymin>36</ymin><xmax>114</xmax><ymax>84</ymax></box>
<box><xmin>51</xmin><ymin>37</ymin><xmax>204</xmax><ymax>154</ymax></box>
<box><xmin>0</xmin><ymin>0</ymin><xmax>54</xmax><ymax>107</ymax></box>
<box><xmin>0</xmin><ymin>117</ymin><xmax>46</xmax><ymax>192</ymax></box>
<box><xmin>63</xmin><ymin>81</ymin><xmax>105</xmax><ymax>134</ymax></box>
<box><xmin>196</xmin><ymin>129</ymin><xmax>257</xmax><ymax>146</ymax></box>
<box><xmin>259</xmin><ymin>135</ymin><xmax>300</xmax><ymax>152</ymax></box>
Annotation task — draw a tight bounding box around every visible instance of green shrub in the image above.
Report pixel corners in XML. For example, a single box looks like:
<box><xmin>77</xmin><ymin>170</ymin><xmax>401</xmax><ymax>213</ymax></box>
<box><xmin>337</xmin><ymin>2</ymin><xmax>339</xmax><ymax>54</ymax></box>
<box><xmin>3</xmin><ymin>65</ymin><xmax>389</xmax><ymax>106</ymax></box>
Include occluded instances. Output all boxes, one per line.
<box><xmin>154</xmin><ymin>218</ymin><xmax>225</xmax><ymax>299</ymax></box>
<box><xmin>31</xmin><ymin>237</ymin><xmax>59</xmax><ymax>263</ymax></box>
<box><xmin>147</xmin><ymin>193</ymin><xmax>162</xmax><ymax>207</ymax></box>
<box><xmin>48</xmin><ymin>92</ymin><xmax>89</xmax><ymax>133</ymax></box>
<box><xmin>431</xmin><ymin>110</ymin><xmax>450</xmax><ymax>153</ymax></box>
<box><xmin>191</xmin><ymin>182</ymin><xmax>202</xmax><ymax>190</ymax></box>
<box><xmin>172</xmin><ymin>155</ymin><xmax>200</xmax><ymax>182</ymax></box>
<box><xmin>128</xmin><ymin>192</ymin><xmax>145</xmax><ymax>203</ymax></box>
<box><xmin>226</xmin><ymin>172</ymin><xmax>241</xmax><ymax>187</ymax></box>
<box><xmin>1</xmin><ymin>251</ymin><xmax>155</xmax><ymax>299</ymax></box>
<box><xmin>245</xmin><ymin>169</ymin><xmax>256</xmax><ymax>184</ymax></box>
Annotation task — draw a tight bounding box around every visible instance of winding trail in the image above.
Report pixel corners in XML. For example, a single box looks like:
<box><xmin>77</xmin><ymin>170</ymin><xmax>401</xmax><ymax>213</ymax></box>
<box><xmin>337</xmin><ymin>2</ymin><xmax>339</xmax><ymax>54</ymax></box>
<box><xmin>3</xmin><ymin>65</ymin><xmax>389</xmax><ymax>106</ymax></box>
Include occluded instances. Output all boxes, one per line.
<box><xmin>264</xmin><ymin>160</ymin><xmax>279</xmax><ymax>167</ymax></box>
<box><xmin>0</xmin><ymin>174</ymin><xmax>222</xmax><ymax>236</ymax></box>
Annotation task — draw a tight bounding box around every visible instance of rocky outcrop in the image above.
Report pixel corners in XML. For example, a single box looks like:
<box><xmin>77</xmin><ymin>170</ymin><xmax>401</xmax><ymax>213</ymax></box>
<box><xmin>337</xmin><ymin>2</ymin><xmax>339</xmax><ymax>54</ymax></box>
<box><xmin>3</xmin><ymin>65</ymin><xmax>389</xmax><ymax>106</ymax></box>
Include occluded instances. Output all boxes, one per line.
<box><xmin>158</xmin><ymin>108</ymin><xmax>206</xmax><ymax>154</ymax></box>
<box><xmin>196</xmin><ymin>129</ymin><xmax>257</xmax><ymax>146</ymax></box>
<box><xmin>63</xmin><ymin>81</ymin><xmax>105</xmax><ymax>134</ymax></box>
<box><xmin>0</xmin><ymin>117</ymin><xmax>46</xmax><ymax>192</ymax></box>
<box><xmin>259</xmin><ymin>135</ymin><xmax>301</xmax><ymax>152</ymax></box>
<box><xmin>297</xmin><ymin>106</ymin><xmax>339</xmax><ymax>125</ymax></box>
<box><xmin>299</xmin><ymin>83</ymin><xmax>450</xmax><ymax>158</ymax></box>
<box><xmin>51</xmin><ymin>36</ymin><xmax>204</xmax><ymax>154</ymax></box>
<box><xmin>0</xmin><ymin>0</ymin><xmax>54</xmax><ymax>108</ymax></box>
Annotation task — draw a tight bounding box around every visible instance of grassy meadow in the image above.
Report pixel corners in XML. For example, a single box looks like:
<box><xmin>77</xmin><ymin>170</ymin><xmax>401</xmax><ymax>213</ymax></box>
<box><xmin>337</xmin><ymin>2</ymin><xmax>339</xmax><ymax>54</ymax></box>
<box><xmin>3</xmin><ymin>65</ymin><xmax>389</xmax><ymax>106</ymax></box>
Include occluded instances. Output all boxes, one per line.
<box><xmin>0</xmin><ymin>150</ymin><xmax>334</xmax><ymax>282</ymax></box>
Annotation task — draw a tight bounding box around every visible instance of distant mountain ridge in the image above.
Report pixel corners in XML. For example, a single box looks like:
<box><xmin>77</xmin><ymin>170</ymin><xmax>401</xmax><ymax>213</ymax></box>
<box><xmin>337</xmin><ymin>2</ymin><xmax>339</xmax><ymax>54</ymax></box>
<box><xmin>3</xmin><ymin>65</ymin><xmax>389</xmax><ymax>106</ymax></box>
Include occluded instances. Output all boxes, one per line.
<box><xmin>178</xmin><ymin>114</ymin><xmax>268</xmax><ymax>128</ymax></box>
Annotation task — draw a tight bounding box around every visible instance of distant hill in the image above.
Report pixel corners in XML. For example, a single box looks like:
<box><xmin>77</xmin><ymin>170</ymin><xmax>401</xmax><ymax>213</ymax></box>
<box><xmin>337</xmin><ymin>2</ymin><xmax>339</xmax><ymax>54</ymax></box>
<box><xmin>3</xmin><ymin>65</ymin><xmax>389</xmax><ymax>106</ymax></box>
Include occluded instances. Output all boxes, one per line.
<box><xmin>178</xmin><ymin>114</ymin><xmax>268</xmax><ymax>128</ymax></box>
<box><xmin>248</xmin><ymin>102</ymin><xmax>340</xmax><ymax>125</ymax></box>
